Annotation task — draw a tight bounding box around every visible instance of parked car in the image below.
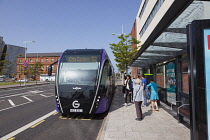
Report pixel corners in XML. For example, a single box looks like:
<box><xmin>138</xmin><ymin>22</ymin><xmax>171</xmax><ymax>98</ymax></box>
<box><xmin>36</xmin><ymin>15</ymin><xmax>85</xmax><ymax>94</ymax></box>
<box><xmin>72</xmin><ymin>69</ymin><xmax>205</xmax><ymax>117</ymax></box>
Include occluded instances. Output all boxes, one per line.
<box><xmin>17</xmin><ymin>79</ymin><xmax>29</xmax><ymax>82</ymax></box>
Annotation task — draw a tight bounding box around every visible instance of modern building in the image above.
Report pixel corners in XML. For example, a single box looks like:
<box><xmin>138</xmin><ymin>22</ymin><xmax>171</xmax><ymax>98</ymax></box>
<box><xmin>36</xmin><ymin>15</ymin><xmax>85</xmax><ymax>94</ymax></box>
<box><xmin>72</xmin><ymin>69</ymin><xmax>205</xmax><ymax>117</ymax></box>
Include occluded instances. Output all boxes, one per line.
<box><xmin>16</xmin><ymin>53</ymin><xmax>62</xmax><ymax>81</ymax></box>
<box><xmin>0</xmin><ymin>37</ymin><xmax>25</xmax><ymax>78</ymax></box>
<box><xmin>130</xmin><ymin>0</ymin><xmax>210</xmax><ymax>139</ymax></box>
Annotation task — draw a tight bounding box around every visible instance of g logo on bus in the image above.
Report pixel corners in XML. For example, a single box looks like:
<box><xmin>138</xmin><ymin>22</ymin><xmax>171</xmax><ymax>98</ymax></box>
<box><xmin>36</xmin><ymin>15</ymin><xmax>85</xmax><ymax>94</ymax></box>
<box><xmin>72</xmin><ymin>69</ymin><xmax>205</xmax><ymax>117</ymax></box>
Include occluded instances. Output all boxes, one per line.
<box><xmin>72</xmin><ymin>100</ymin><xmax>80</xmax><ymax>108</ymax></box>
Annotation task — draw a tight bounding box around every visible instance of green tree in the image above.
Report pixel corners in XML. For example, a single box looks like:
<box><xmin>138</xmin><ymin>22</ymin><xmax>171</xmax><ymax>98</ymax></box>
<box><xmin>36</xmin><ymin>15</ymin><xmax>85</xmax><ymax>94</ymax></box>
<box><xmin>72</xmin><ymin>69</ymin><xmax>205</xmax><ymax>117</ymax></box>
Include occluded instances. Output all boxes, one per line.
<box><xmin>28</xmin><ymin>62</ymin><xmax>43</xmax><ymax>80</ymax></box>
<box><xmin>0</xmin><ymin>52</ymin><xmax>12</xmax><ymax>76</ymax></box>
<box><xmin>0</xmin><ymin>60</ymin><xmax>12</xmax><ymax>75</ymax></box>
<box><xmin>110</xmin><ymin>34</ymin><xmax>141</xmax><ymax>73</ymax></box>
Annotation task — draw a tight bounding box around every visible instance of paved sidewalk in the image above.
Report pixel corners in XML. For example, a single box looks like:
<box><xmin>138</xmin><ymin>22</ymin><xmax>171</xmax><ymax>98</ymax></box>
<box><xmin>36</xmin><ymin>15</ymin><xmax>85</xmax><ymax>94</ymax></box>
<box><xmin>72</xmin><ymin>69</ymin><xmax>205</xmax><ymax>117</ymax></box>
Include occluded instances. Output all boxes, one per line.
<box><xmin>101</xmin><ymin>85</ymin><xmax>190</xmax><ymax>140</ymax></box>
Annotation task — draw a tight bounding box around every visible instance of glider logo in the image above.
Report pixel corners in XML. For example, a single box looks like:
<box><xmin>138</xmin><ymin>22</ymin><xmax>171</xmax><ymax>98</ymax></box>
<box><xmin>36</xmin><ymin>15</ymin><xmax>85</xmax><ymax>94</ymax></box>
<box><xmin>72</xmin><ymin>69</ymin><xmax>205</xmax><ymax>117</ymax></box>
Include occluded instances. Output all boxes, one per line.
<box><xmin>72</xmin><ymin>100</ymin><xmax>80</xmax><ymax>108</ymax></box>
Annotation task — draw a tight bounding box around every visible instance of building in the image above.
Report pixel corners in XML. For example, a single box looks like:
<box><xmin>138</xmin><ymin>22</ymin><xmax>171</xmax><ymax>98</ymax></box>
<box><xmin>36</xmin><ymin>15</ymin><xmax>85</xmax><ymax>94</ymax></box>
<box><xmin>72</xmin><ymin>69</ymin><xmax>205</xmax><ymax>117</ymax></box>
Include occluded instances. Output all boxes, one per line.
<box><xmin>16</xmin><ymin>53</ymin><xmax>62</xmax><ymax>81</ymax></box>
<box><xmin>0</xmin><ymin>37</ymin><xmax>25</xmax><ymax>78</ymax></box>
<box><xmin>130</xmin><ymin>0</ymin><xmax>210</xmax><ymax>139</ymax></box>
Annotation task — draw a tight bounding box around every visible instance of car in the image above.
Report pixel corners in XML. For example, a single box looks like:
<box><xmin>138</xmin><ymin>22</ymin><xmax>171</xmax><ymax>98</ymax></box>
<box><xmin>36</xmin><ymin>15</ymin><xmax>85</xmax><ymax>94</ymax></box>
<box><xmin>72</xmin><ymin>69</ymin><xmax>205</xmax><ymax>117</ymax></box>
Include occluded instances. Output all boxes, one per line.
<box><xmin>17</xmin><ymin>79</ymin><xmax>29</xmax><ymax>82</ymax></box>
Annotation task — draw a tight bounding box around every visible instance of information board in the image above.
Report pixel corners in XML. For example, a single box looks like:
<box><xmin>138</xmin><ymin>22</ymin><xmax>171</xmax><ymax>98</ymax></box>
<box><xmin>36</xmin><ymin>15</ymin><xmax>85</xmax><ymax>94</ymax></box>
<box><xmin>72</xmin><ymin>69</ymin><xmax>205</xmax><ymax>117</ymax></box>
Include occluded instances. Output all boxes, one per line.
<box><xmin>204</xmin><ymin>29</ymin><xmax>210</xmax><ymax>140</ymax></box>
<box><xmin>166</xmin><ymin>62</ymin><xmax>176</xmax><ymax>105</ymax></box>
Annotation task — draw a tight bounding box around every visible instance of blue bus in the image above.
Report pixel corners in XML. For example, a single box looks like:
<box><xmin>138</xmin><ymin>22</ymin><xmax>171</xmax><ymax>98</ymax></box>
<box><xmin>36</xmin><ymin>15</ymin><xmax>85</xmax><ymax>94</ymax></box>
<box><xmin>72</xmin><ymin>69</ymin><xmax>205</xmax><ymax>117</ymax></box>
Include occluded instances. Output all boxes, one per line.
<box><xmin>49</xmin><ymin>49</ymin><xmax>115</xmax><ymax>115</ymax></box>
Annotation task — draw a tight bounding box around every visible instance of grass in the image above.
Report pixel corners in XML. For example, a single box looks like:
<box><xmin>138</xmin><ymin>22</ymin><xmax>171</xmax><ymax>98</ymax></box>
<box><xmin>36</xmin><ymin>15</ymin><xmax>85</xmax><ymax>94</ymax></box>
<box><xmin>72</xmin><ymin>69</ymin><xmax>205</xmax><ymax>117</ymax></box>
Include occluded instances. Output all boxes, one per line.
<box><xmin>0</xmin><ymin>82</ymin><xmax>31</xmax><ymax>86</ymax></box>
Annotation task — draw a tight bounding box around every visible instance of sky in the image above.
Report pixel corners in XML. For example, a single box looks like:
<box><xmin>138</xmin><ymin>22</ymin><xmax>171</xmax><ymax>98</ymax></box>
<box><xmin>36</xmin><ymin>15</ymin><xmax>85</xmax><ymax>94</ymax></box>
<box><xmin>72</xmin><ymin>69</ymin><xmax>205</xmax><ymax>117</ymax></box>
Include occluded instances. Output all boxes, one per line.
<box><xmin>0</xmin><ymin>0</ymin><xmax>141</xmax><ymax>72</ymax></box>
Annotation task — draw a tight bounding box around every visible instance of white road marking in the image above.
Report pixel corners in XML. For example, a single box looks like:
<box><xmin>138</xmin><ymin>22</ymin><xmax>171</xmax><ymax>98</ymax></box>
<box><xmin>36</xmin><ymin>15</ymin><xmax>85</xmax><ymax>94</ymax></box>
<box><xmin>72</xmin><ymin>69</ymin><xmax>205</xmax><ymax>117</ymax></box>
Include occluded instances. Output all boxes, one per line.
<box><xmin>0</xmin><ymin>102</ymin><xmax>31</xmax><ymax>112</ymax></box>
<box><xmin>22</xmin><ymin>96</ymin><xmax>33</xmax><ymax>102</ymax></box>
<box><xmin>40</xmin><ymin>94</ymin><xmax>48</xmax><ymax>97</ymax></box>
<box><xmin>0</xmin><ymin>90</ymin><xmax>44</xmax><ymax>99</ymax></box>
<box><xmin>8</xmin><ymin>99</ymin><xmax>16</xmax><ymax>107</ymax></box>
<box><xmin>1</xmin><ymin>110</ymin><xmax>56</xmax><ymax>140</ymax></box>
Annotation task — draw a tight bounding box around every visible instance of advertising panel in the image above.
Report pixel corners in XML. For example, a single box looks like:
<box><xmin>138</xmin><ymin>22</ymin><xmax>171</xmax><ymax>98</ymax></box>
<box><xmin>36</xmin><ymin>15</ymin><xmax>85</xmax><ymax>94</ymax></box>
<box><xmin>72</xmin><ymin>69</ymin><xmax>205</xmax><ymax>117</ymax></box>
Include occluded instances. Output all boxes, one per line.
<box><xmin>166</xmin><ymin>62</ymin><xmax>176</xmax><ymax>105</ymax></box>
<box><xmin>204</xmin><ymin>29</ymin><xmax>210</xmax><ymax>140</ymax></box>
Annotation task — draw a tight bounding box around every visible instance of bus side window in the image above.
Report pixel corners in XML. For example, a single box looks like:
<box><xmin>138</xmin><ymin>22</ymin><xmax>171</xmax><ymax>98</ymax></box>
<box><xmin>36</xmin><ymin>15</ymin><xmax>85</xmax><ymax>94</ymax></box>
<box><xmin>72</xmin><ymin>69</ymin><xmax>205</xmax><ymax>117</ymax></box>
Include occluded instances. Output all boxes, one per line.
<box><xmin>99</xmin><ymin>61</ymin><xmax>109</xmax><ymax>95</ymax></box>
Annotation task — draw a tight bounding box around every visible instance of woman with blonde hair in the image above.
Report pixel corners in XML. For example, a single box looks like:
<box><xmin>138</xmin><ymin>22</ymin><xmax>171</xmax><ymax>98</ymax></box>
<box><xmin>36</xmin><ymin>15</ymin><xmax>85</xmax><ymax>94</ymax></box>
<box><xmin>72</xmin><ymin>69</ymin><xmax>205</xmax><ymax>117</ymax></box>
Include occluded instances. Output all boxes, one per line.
<box><xmin>133</xmin><ymin>78</ymin><xmax>144</xmax><ymax>121</ymax></box>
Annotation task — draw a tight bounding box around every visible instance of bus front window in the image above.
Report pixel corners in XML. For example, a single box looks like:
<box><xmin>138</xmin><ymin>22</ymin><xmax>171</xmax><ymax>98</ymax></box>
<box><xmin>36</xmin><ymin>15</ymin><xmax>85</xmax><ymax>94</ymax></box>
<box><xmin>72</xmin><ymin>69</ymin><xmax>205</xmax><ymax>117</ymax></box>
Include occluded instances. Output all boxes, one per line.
<box><xmin>58</xmin><ymin>62</ymin><xmax>99</xmax><ymax>85</ymax></box>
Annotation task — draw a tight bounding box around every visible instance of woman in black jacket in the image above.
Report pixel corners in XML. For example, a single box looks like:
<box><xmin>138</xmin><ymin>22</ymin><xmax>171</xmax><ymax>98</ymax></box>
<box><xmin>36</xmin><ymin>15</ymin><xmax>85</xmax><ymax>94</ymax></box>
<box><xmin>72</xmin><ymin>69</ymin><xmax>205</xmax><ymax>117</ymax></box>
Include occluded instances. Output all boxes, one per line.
<box><xmin>123</xmin><ymin>75</ymin><xmax>133</xmax><ymax>106</ymax></box>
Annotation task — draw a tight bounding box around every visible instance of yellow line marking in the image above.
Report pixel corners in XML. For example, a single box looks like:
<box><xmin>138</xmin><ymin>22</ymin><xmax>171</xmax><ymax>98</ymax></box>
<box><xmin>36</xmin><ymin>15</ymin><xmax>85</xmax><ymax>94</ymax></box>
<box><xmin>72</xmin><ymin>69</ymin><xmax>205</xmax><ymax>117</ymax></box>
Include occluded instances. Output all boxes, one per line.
<box><xmin>8</xmin><ymin>137</ymin><xmax>15</xmax><ymax>140</ymax></box>
<box><xmin>80</xmin><ymin>119</ymin><xmax>91</xmax><ymax>120</ymax></box>
<box><xmin>52</xmin><ymin>112</ymin><xmax>58</xmax><ymax>115</ymax></box>
<box><xmin>30</xmin><ymin>120</ymin><xmax>45</xmax><ymax>128</ymax></box>
<box><xmin>75</xmin><ymin>114</ymin><xmax>83</xmax><ymax>120</ymax></box>
<box><xmin>68</xmin><ymin>114</ymin><xmax>76</xmax><ymax>119</ymax></box>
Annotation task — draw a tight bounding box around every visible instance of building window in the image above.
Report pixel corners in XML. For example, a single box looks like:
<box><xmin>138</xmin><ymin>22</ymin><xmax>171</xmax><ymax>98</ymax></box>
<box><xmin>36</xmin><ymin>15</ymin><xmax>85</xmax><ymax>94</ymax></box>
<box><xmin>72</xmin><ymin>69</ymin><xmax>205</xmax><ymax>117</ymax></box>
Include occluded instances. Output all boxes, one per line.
<box><xmin>30</xmin><ymin>59</ymin><xmax>33</xmax><ymax>63</ymax></box>
<box><xmin>20</xmin><ymin>59</ymin><xmax>22</xmax><ymax>63</ymax></box>
<box><xmin>139</xmin><ymin>0</ymin><xmax>149</xmax><ymax>19</ymax></box>
<box><xmin>41</xmin><ymin>59</ymin><xmax>43</xmax><ymax>62</ymax></box>
<box><xmin>51</xmin><ymin>58</ymin><xmax>54</xmax><ymax>62</ymax></box>
<box><xmin>46</xmin><ymin>58</ymin><xmax>48</xmax><ymax>62</ymax></box>
<box><xmin>46</xmin><ymin>66</ymin><xmax>48</xmax><ymax>71</ymax></box>
<box><xmin>52</xmin><ymin>66</ymin><xmax>54</xmax><ymax>70</ymax></box>
<box><xmin>139</xmin><ymin>0</ymin><xmax>165</xmax><ymax>37</ymax></box>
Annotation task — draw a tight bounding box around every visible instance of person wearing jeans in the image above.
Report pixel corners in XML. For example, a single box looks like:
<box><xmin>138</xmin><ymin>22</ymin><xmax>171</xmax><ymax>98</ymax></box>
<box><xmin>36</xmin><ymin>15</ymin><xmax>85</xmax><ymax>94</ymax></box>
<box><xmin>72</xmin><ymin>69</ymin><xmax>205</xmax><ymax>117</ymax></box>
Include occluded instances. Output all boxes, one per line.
<box><xmin>141</xmin><ymin>75</ymin><xmax>147</xmax><ymax>106</ymax></box>
<box><xmin>123</xmin><ymin>75</ymin><xmax>133</xmax><ymax>106</ymax></box>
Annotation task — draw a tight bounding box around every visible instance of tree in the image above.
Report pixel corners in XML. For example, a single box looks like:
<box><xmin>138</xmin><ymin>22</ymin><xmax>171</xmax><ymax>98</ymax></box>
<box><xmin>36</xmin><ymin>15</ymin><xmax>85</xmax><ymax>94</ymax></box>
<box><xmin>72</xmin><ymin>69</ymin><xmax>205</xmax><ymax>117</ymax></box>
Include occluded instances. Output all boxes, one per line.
<box><xmin>28</xmin><ymin>62</ymin><xmax>43</xmax><ymax>80</ymax></box>
<box><xmin>110</xmin><ymin>34</ymin><xmax>140</xmax><ymax>73</ymax></box>
<box><xmin>0</xmin><ymin>52</ymin><xmax>12</xmax><ymax>76</ymax></box>
<box><xmin>0</xmin><ymin>60</ymin><xmax>12</xmax><ymax>75</ymax></box>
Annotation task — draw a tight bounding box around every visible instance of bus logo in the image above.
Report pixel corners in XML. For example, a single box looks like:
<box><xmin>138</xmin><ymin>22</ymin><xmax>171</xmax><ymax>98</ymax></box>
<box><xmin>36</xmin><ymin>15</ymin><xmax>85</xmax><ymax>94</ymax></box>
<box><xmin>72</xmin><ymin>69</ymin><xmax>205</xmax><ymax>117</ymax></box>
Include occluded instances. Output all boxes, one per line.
<box><xmin>73</xmin><ymin>87</ymin><xmax>81</xmax><ymax>90</ymax></box>
<box><xmin>72</xmin><ymin>100</ymin><xmax>80</xmax><ymax>108</ymax></box>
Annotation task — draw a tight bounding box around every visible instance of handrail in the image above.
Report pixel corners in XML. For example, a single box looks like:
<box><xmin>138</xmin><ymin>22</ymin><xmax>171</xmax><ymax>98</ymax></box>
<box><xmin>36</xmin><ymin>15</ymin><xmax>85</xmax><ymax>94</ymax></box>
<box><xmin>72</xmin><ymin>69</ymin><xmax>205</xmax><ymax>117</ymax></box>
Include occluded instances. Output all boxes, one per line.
<box><xmin>178</xmin><ymin>104</ymin><xmax>189</xmax><ymax>114</ymax></box>
<box><xmin>171</xmin><ymin>101</ymin><xmax>183</xmax><ymax>110</ymax></box>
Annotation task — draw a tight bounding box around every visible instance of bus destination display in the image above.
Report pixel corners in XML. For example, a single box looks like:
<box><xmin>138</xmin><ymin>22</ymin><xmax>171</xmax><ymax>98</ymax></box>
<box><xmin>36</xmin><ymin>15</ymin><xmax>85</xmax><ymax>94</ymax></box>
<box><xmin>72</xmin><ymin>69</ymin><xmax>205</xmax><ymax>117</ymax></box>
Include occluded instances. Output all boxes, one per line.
<box><xmin>67</xmin><ymin>55</ymin><xmax>99</xmax><ymax>62</ymax></box>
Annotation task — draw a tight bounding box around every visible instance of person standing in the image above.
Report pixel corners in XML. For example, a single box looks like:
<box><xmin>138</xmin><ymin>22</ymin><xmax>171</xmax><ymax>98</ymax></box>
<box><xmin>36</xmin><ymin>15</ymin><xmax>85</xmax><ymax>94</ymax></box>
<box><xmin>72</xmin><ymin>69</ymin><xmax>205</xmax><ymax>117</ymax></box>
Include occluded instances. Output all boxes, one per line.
<box><xmin>131</xmin><ymin>76</ymin><xmax>136</xmax><ymax>102</ymax></box>
<box><xmin>133</xmin><ymin>78</ymin><xmax>144</xmax><ymax>121</ymax></box>
<box><xmin>123</xmin><ymin>75</ymin><xmax>133</xmax><ymax>106</ymax></box>
<box><xmin>146</xmin><ymin>79</ymin><xmax>159</xmax><ymax>111</ymax></box>
<box><xmin>141</xmin><ymin>75</ymin><xmax>147</xmax><ymax>107</ymax></box>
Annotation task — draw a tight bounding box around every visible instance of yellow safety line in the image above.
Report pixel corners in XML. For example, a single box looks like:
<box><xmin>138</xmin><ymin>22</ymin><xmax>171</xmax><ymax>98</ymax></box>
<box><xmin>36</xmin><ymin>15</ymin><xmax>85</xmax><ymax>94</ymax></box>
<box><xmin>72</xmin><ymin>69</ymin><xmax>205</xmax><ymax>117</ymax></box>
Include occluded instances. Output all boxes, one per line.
<box><xmin>8</xmin><ymin>137</ymin><xmax>15</xmax><ymax>140</ymax></box>
<box><xmin>68</xmin><ymin>114</ymin><xmax>76</xmax><ymax>119</ymax></box>
<box><xmin>52</xmin><ymin>112</ymin><xmax>58</xmax><ymax>115</ymax></box>
<box><xmin>75</xmin><ymin>114</ymin><xmax>83</xmax><ymax>120</ymax></box>
<box><xmin>30</xmin><ymin>120</ymin><xmax>45</xmax><ymax>128</ymax></box>
<box><xmin>80</xmin><ymin>118</ymin><xmax>91</xmax><ymax>120</ymax></box>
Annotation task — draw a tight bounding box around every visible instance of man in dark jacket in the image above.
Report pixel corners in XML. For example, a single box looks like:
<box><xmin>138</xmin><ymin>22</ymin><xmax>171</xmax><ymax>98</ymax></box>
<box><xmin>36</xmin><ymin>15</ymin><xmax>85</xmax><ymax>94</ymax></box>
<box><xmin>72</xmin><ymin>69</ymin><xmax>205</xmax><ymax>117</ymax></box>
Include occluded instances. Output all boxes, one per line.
<box><xmin>123</xmin><ymin>75</ymin><xmax>133</xmax><ymax>106</ymax></box>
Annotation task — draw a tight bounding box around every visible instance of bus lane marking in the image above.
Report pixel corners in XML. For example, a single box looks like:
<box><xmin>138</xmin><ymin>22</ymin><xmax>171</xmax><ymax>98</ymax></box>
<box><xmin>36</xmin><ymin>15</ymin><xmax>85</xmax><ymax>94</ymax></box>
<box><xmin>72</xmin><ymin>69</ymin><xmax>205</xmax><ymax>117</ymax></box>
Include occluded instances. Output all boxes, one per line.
<box><xmin>1</xmin><ymin>110</ymin><xmax>56</xmax><ymax>140</ymax></box>
<box><xmin>0</xmin><ymin>102</ymin><xmax>31</xmax><ymax>112</ymax></box>
<box><xmin>22</xmin><ymin>96</ymin><xmax>33</xmax><ymax>102</ymax></box>
<box><xmin>8</xmin><ymin>99</ymin><xmax>16</xmax><ymax>107</ymax></box>
<box><xmin>30</xmin><ymin>120</ymin><xmax>45</xmax><ymax>128</ymax></box>
<box><xmin>7</xmin><ymin>137</ymin><xmax>15</xmax><ymax>140</ymax></box>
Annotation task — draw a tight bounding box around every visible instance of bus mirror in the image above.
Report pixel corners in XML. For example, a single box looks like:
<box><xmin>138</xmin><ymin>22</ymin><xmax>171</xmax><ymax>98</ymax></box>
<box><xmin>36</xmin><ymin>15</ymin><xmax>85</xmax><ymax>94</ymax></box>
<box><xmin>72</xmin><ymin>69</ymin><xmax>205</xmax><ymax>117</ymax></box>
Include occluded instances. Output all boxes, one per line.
<box><xmin>48</xmin><ymin>66</ymin><xmax>52</xmax><ymax>76</ymax></box>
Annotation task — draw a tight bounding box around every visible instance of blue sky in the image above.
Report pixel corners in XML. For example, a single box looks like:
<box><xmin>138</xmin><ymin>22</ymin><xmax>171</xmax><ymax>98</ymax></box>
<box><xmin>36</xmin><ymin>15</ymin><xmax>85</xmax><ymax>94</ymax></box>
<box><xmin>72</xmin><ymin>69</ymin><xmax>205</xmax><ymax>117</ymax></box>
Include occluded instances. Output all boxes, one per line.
<box><xmin>0</xmin><ymin>0</ymin><xmax>141</xmax><ymax>71</ymax></box>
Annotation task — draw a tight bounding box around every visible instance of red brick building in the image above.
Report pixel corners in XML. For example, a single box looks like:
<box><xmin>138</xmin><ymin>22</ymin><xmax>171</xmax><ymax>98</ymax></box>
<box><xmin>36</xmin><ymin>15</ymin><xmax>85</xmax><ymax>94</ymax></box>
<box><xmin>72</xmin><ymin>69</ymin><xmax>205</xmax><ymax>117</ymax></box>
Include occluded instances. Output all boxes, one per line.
<box><xmin>16</xmin><ymin>53</ymin><xmax>62</xmax><ymax>81</ymax></box>
<box><xmin>130</xmin><ymin>20</ymin><xmax>138</xmax><ymax>77</ymax></box>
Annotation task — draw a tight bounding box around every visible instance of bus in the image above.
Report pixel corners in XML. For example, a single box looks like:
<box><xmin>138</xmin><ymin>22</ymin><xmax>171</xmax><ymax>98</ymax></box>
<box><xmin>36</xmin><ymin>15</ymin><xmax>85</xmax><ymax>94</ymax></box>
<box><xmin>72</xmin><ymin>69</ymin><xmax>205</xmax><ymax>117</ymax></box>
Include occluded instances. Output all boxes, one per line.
<box><xmin>48</xmin><ymin>49</ymin><xmax>115</xmax><ymax>115</ymax></box>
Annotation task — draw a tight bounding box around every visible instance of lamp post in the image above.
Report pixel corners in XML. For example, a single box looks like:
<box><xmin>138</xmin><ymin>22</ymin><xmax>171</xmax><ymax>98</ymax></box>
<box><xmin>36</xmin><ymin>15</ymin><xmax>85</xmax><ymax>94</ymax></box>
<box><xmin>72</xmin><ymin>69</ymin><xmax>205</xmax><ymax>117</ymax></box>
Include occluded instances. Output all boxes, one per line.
<box><xmin>23</xmin><ymin>41</ymin><xmax>35</xmax><ymax>85</ymax></box>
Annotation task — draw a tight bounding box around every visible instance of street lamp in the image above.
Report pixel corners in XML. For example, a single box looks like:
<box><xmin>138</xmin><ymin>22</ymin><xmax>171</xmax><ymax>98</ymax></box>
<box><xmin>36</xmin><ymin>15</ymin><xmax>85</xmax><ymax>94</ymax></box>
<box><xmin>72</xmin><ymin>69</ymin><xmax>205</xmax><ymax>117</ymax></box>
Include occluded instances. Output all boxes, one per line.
<box><xmin>112</xmin><ymin>24</ymin><xmax>124</xmax><ymax>35</ymax></box>
<box><xmin>23</xmin><ymin>41</ymin><xmax>35</xmax><ymax>85</ymax></box>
